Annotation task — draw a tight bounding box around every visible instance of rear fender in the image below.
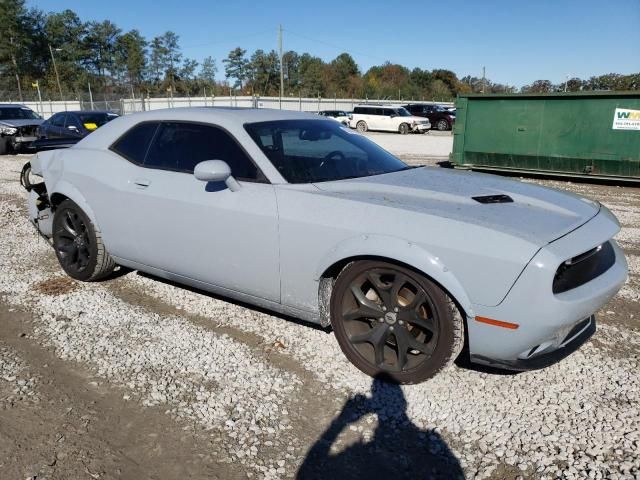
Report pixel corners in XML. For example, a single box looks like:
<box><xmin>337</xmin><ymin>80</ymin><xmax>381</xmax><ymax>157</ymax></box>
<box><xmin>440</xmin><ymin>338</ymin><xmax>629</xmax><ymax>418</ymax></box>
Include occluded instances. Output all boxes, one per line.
<box><xmin>49</xmin><ymin>180</ymin><xmax>99</xmax><ymax>226</ymax></box>
<box><xmin>315</xmin><ymin>234</ymin><xmax>475</xmax><ymax>318</ymax></box>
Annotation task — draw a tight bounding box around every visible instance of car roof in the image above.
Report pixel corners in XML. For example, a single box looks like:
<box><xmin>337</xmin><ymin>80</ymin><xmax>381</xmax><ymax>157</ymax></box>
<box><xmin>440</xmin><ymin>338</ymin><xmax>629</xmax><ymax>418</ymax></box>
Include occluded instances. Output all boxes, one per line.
<box><xmin>52</xmin><ymin>110</ymin><xmax>116</xmax><ymax>115</ymax></box>
<box><xmin>0</xmin><ymin>104</ymin><xmax>31</xmax><ymax>108</ymax></box>
<box><xmin>353</xmin><ymin>104</ymin><xmax>402</xmax><ymax>108</ymax></box>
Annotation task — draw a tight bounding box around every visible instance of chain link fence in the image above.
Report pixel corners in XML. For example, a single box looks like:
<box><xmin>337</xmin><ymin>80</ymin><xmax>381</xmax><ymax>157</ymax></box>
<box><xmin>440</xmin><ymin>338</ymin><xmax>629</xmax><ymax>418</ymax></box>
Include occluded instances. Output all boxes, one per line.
<box><xmin>121</xmin><ymin>96</ymin><xmax>455</xmax><ymax>115</ymax></box>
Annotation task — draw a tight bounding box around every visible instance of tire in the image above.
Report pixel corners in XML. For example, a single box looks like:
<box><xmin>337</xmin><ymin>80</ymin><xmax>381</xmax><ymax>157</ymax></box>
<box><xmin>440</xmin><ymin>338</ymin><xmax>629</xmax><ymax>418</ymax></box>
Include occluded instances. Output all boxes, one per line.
<box><xmin>398</xmin><ymin>123</ymin><xmax>409</xmax><ymax>135</ymax></box>
<box><xmin>356</xmin><ymin>121</ymin><xmax>368</xmax><ymax>133</ymax></box>
<box><xmin>52</xmin><ymin>199</ymin><xmax>116</xmax><ymax>281</ymax></box>
<box><xmin>0</xmin><ymin>138</ymin><xmax>8</xmax><ymax>155</ymax></box>
<box><xmin>330</xmin><ymin>260</ymin><xmax>464</xmax><ymax>384</ymax></box>
<box><xmin>436</xmin><ymin>119</ymin><xmax>450</xmax><ymax>131</ymax></box>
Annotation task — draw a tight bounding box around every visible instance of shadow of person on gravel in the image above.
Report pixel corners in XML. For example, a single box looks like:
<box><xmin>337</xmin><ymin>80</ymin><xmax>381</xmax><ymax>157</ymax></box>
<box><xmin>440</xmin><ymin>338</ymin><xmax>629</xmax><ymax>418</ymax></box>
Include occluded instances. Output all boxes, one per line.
<box><xmin>296</xmin><ymin>377</ymin><xmax>465</xmax><ymax>480</ymax></box>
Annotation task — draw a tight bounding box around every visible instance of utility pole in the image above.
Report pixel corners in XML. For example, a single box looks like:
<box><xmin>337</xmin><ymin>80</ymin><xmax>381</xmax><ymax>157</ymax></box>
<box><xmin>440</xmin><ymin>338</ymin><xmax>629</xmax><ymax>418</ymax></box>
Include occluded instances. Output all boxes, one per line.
<box><xmin>482</xmin><ymin>66</ymin><xmax>486</xmax><ymax>94</ymax></box>
<box><xmin>88</xmin><ymin>82</ymin><xmax>94</xmax><ymax>110</ymax></box>
<box><xmin>49</xmin><ymin>44</ymin><xmax>64</xmax><ymax>102</ymax></box>
<box><xmin>279</xmin><ymin>24</ymin><xmax>284</xmax><ymax>109</ymax></box>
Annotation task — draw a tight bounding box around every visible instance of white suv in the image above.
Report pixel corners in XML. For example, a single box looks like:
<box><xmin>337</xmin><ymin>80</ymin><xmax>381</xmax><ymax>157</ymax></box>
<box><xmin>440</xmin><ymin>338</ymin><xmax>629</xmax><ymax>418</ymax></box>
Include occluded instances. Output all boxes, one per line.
<box><xmin>348</xmin><ymin>105</ymin><xmax>431</xmax><ymax>134</ymax></box>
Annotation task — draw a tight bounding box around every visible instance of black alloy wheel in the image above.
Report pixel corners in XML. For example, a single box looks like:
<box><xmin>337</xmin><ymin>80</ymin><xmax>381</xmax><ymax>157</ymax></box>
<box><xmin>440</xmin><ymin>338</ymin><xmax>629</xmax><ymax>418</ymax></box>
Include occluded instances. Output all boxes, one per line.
<box><xmin>331</xmin><ymin>261</ymin><xmax>462</xmax><ymax>384</ymax></box>
<box><xmin>52</xmin><ymin>199</ymin><xmax>116</xmax><ymax>281</ymax></box>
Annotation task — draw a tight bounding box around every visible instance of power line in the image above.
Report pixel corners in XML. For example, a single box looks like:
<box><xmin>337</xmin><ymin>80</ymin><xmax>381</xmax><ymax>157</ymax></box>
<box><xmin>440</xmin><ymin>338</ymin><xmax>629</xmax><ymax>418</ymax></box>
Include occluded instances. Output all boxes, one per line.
<box><xmin>181</xmin><ymin>30</ymin><xmax>274</xmax><ymax>50</ymax></box>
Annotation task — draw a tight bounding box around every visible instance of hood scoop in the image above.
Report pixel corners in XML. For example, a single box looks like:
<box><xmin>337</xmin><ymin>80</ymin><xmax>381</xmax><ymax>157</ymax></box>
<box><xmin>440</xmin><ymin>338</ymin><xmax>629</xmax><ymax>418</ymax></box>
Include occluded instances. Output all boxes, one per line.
<box><xmin>472</xmin><ymin>194</ymin><xmax>514</xmax><ymax>204</ymax></box>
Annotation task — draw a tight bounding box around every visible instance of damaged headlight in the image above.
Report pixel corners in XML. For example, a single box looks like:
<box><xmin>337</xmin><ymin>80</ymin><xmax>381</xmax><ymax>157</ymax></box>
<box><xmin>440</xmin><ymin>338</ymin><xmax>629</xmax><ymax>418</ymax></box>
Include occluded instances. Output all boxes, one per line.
<box><xmin>0</xmin><ymin>125</ymin><xmax>18</xmax><ymax>135</ymax></box>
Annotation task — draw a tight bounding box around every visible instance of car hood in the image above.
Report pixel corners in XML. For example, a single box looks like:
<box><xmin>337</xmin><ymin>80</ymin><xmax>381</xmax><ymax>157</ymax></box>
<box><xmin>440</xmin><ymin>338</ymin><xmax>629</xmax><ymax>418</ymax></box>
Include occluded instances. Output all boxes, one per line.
<box><xmin>312</xmin><ymin>167</ymin><xmax>600</xmax><ymax>246</ymax></box>
<box><xmin>0</xmin><ymin>119</ymin><xmax>44</xmax><ymax>127</ymax></box>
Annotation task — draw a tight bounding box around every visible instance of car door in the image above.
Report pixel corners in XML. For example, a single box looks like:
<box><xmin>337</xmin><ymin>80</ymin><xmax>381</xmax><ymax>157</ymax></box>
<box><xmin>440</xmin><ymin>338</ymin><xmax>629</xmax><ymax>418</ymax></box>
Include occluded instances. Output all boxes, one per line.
<box><xmin>46</xmin><ymin>113</ymin><xmax>66</xmax><ymax>139</ymax></box>
<box><xmin>125</xmin><ymin>121</ymin><xmax>281</xmax><ymax>302</ymax></box>
<box><xmin>63</xmin><ymin>113</ymin><xmax>84</xmax><ymax>139</ymax></box>
<box><xmin>379</xmin><ymin>108</ymin><xmax>396</xmax><ymax>131</ymax></box>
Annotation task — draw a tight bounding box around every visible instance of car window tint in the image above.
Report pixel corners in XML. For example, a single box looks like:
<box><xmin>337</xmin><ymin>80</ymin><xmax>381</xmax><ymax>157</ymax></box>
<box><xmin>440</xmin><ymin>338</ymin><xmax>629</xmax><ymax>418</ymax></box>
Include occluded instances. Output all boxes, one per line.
<box><xmin>144</xmin><ymin>122</ymin><xmax>262</xmax><ymax>181</ymax></box>
<box><xmin>111</xmin><ymin>122</ymin><xmax>159</xmax><ymax>164</ymax></box>
<box><xmin>51</xmin><ymin>114</ymin><xmax>65</xmax><ymax>127</ymax></box>
<box><xmin>245</xmin><ymin>120</ymin><xmax>407</xmax><ymax>184</ymax></box>
<box><xmin>65</xmin><ymin>114</ymin><xmax>80</xmax><ymax>128</ymax></box>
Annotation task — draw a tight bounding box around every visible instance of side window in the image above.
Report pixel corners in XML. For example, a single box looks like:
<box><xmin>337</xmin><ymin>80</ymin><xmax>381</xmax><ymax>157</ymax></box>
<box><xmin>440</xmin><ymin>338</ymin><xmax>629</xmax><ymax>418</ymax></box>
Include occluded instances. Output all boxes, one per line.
<box><xmin>110</xmin><ymin>122</ymin><xmax>160</xmax><ymax>164</ymax></box>
<box><xmin>65</xmin><ymin>114</ymin><xmax>80</xmax><ymax>128</ymax></box>
<box><xmin>383</xmin><ymin>109</ymin><xmax>394</xmax><ymax>116</ymax></box>
<box><xmin>51</xmin><ymin>114</ymin><xmax>65</xmax><ymax>127</ymax></box>
<box><xmin>144</xmin><ymin>122</ymin><xmax>263</xmax><ymax>181</ymax></box>
<box><xmin>354</xmin><ymin>107</ymin><xmax>364</xmax><ymax>114</ymax></box>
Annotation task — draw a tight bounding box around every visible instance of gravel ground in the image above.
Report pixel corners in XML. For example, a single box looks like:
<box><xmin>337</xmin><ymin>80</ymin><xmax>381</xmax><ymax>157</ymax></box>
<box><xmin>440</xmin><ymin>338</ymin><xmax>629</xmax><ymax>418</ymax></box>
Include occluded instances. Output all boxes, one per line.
<box><xmin>0</xmin><ymin>151</ymin><xmax>639</xmax><ymax>480</ymax></box>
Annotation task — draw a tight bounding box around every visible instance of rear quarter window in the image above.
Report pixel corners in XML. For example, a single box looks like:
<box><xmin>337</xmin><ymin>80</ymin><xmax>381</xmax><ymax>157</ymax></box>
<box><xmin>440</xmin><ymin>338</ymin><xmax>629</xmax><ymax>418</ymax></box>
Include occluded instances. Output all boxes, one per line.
<box><xmin>110</xmin><ymin>122</ymin><xmax>160</xmax><ymax>164</ymax></box>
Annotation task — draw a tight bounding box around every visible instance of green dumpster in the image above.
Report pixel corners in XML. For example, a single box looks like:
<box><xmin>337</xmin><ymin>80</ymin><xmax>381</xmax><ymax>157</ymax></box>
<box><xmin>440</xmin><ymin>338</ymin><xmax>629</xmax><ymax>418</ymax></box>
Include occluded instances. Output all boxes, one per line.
<box><xmin>451</xmin><ymin>91</ymin><xmax>640</xmax><ymax>182</ymax></box>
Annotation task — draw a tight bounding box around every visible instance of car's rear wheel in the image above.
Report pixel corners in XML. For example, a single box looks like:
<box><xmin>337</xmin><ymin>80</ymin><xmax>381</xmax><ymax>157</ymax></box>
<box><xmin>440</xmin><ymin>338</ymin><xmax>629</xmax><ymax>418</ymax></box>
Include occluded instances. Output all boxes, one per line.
<box><xmin>330</xmin><ymin>260</ymin><xmax>463</xmax><ymax>384</ymax></box>
<box><xmin>52</xmin><ymin>199</ymin><xmax>116</xmax><ymax>281</ymax></box>
<box><xmin>398</xmin><ymin>123</ymin><xmax>409</xmax><ymax>135</ymax></box>
<box><xmin>436</xmin><ymin>119</ymin><xmax>450</xmax><ymax>131</ymax></box>
<box><xmin>356</xmin><ymin>121</ymin><xmax>368</xmax><ymax>133</ymax></box>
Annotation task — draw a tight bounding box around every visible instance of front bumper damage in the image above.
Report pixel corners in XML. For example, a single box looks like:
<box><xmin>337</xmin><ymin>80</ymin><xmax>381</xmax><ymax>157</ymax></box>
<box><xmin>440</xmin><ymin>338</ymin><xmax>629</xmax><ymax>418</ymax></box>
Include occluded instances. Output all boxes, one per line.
<box><xmin>21</xmin><ymin>161</ymin><xmax>53</xmax><ymax>239</ymax></box>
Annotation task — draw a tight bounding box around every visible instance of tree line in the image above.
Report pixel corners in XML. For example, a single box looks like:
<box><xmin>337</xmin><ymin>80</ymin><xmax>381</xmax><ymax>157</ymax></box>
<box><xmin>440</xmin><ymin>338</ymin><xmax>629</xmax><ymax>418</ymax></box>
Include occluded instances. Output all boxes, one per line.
<box><xmin>1</xmin><ymin>1</ymin><xmax>638</xmax><ymax>103</ymax></box>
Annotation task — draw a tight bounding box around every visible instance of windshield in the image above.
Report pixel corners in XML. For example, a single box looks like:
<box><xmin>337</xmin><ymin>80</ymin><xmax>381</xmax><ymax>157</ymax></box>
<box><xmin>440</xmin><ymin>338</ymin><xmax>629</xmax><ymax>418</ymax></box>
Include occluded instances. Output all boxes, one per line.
<box><xmin>77</xmin><ymin>112</ymin><xmax>117</xmax><ymax>127</ymax></box>
<box><xmin>0</xmin><ymin>107</ymin><xmax>41</xmax><ymax>120</ymax></box>
<box><xmin>245</xmin><ymin>120</ymin><xmax>408</xmax><ymax>183</ymax></box>
<box><xmin>396</xmin><ymin>108</ymin><xmax>412</xmax><ymax>117</ymax></box>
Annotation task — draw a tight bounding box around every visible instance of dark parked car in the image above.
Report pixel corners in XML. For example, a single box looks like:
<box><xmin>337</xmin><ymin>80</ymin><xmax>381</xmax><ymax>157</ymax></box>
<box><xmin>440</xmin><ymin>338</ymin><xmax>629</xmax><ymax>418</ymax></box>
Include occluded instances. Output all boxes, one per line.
<box><xmin>403</xmin><ymin>104</ymin><xmax>455</xmax><ymax>131</ymax></box>
<box><xmin>0</xmin><ymin>104</ymin><xmax>43</xmax><ymax>154</ymax></box>
<box><xmin>38</xmin><ymin>111</ymin><xmax>119</xmax><ymax>141</ymax></box>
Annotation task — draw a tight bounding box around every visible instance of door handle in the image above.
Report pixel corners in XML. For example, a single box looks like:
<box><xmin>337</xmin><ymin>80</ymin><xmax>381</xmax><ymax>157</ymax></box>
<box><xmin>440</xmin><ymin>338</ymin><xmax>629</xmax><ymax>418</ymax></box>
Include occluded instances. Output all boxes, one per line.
<box><xmin>133</xmin><ymin>178</ymin><xmax>151</xmax><ymax>188</ymax></box>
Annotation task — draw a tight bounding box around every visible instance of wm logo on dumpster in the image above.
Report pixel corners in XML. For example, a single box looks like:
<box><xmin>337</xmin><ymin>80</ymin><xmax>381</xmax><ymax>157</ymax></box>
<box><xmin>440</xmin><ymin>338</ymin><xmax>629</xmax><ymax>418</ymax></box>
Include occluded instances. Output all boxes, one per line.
<box><xmin>613</xmin><ymin>108</ymin><xmax>640</xmax><ymax>130</ymax></box>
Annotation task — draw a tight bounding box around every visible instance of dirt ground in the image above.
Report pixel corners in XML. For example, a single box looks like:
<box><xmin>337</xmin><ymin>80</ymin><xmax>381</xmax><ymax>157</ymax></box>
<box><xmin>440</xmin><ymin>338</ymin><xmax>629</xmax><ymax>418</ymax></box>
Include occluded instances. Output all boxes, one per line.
<box><xmin>1</xmin><ymin>151</ymin><xmax>639</xmax><ymax>480</ymax></box>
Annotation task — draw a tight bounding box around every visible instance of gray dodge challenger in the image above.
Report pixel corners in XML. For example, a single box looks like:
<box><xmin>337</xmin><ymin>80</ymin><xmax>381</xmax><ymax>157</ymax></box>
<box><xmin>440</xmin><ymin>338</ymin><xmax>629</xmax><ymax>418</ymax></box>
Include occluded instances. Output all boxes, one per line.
<box><xmin>24</xmin><ymin>107</ymin><xmax>628</xmax><ymax>383</ymax></box>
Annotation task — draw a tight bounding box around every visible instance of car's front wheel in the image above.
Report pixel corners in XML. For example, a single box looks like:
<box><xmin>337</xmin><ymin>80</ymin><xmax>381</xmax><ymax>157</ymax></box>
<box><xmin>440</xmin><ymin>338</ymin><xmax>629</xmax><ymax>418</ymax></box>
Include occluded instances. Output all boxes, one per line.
<box><xmin>52</xmin><ymin>199</ymin><xmax>116</xmax><ymax>281</ymax></box>
<box><xmin>330</xmin><ymin>260</ymin><xmax>463</xmax><ymax>384</ymax></box>
<box><xmin>398</xmin><ymin>123</ymin><xmax>409</xmax><ymax>135</ymax></box>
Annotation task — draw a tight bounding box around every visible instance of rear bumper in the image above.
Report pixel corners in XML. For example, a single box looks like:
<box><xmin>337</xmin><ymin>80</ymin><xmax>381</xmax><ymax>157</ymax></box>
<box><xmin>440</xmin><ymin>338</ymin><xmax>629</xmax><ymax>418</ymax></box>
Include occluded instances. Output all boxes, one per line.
<box><xmin>467</xmin><ymin>206</ymin><xmax>627</xmax><ymax>369</ymax></box>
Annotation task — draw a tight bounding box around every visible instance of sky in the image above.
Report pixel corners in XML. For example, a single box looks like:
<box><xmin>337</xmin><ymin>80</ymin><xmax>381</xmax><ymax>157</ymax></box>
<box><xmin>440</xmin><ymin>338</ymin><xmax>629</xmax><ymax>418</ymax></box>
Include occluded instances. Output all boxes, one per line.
<box><xmin>28</xmin><ymin>0</ymin><xmax>640</xmax><ymax>88</ymax></box>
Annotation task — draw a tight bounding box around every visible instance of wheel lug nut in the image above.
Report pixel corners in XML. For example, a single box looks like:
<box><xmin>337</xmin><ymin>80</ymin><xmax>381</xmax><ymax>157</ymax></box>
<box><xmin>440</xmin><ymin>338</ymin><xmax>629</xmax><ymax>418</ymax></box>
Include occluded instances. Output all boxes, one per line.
<box><xmin>378</xmin><ymin>318</ymin><xmax>384</xmax><ymax>323</ymax></box>
<box><xmin>389</xmin><ymin>326</ymin><xmax>394</xmax><ymax>331</ymax></box>
<box><xmin>382</xmin><ymin>306</ymin><xmax>387</xmax><ymax>311</ymax></box>
<box><xmin>394</xmin><ymin>307</ymin><xmax>398</xmax><ymax>312</ymax></box>
<box><xmin>398</xmin><ymin>320</ymin><xmax>404</xmax><ymax>325</ymax></box>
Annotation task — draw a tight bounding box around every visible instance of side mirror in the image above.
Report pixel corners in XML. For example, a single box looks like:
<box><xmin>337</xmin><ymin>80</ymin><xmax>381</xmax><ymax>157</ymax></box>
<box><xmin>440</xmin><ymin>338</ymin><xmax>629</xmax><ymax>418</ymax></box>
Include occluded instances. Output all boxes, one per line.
<box><xmin>194</xmin><ymin>160</ymin><xmax>241</xmax><ymax>192</ymax></box>
<box><xmin>67</xmin><ymin>125</ymin><xmax>79</xmax><ymax>131</ymax></box>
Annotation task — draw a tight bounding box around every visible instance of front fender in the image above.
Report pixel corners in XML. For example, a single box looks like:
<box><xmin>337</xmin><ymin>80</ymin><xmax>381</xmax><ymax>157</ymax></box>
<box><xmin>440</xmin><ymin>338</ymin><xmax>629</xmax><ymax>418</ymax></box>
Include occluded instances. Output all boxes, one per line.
<box><xmin>315</xmin><ymin>234</ymin><xmax>475</xmax><ymax>317</ymax></box>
